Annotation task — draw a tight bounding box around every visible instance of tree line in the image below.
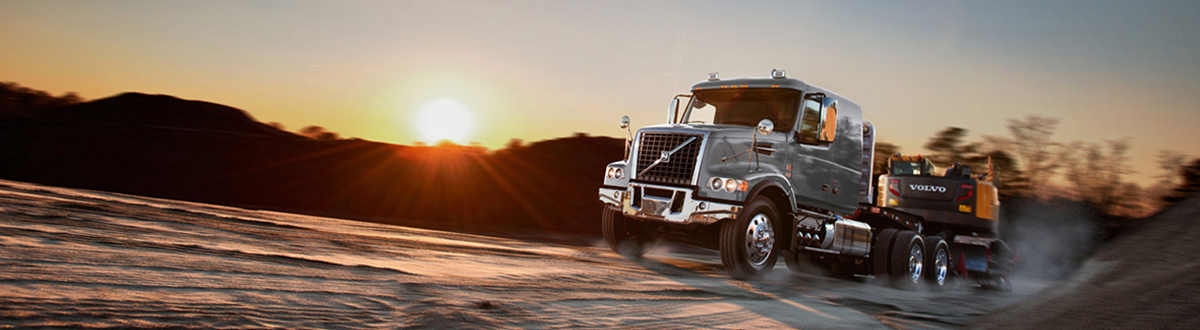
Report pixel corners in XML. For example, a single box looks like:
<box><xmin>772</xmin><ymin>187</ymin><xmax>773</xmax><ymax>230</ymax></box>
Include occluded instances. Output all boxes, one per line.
<box><xmin>875</xmin><ymin>114</ymin><xmax>1199</xmax><ymax>220</ymax></box>
<box><xmin>0</xmin><ymin>81</ymin><xmax>84</xmax><ymax>118</ymax></box>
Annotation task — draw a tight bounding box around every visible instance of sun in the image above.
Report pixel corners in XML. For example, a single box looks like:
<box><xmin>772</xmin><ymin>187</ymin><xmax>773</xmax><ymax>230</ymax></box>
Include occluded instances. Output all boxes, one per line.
<box><xmin>414</xmin><ymin>99</ymin><xmax>473</xmax><ymax>144</ymax></box>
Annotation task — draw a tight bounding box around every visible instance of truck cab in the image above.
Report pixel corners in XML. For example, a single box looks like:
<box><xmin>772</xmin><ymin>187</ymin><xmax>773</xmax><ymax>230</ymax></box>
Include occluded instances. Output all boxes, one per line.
<box><xmin>599</xmin><ymin>70</ymin><xmax>867</xmax><ymax>279</ymax></box>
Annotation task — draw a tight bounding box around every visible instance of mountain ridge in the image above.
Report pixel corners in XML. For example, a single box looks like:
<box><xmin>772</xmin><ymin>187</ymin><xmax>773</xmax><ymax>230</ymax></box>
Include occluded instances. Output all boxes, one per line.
<box><xmin>0</xmin><ymin>92</ymin><xmax>622</xmax><ymax>237</ymax></box>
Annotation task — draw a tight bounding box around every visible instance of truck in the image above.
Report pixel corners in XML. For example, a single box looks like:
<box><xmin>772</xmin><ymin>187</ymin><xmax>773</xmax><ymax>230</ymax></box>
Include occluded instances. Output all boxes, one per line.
<box><xmin>598</xmin><ymin>69</ymin><xmax>1014</xmax><ymax>290</ymax></box>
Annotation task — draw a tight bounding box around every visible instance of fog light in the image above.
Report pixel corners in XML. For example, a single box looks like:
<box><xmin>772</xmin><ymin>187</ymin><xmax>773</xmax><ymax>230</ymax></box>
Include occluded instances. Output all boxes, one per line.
<box><xmin>697</xmin><ymin>201</ymin><xmax>707</xmax><ymax>211</ymax></box>
<box><xmin>614</xmin><ymin>168</ymin><xmax>623</xmax><ymax>179</ymax></box>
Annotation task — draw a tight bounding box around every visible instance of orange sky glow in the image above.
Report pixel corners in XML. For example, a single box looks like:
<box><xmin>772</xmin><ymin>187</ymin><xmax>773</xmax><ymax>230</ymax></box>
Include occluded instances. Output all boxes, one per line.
<box><xmin>2</xmin><ymin>1</ymin><xmax>1198</xmax><ymax>185</ymax></box>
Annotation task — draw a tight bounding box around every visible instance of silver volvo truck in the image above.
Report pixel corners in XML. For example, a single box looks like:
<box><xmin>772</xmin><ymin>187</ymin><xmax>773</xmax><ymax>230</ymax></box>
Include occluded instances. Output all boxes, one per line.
<box><xmin>599</xmin><ymin>70</ymin><xmax>1013</xmax><ymax>291</ymax></box>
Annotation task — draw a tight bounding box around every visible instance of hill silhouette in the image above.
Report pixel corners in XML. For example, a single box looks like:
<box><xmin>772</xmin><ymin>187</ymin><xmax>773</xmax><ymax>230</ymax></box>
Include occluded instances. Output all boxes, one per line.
<box><xmin>37</xmin><ymin>93</ymin><xmax>292</xmax><ymax>137</ymax></box>
<box><xmin>0</xmin><ymin>93</ymin><xmax>623</xmax><ymax>236</ymax></box>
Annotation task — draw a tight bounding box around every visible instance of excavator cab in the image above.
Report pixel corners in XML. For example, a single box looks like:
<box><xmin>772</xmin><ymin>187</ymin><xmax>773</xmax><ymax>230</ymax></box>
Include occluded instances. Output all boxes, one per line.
<box><xmin>886</xmin><ymin>154</ymin><xmax>936</xmax><ymax>176</ymax></box>
<box><xmin>877</xmin><ymin>154</ymin><xmax>1000</xmax><ymax>235</ymax></box>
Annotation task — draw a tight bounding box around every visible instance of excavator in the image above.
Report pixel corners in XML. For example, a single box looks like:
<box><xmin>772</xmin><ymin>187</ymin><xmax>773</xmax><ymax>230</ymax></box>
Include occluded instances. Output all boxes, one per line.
<box><xmin>872</xmin><ymin>154</ymin><xmax>1015</xmax><ymax>290</ymax></box>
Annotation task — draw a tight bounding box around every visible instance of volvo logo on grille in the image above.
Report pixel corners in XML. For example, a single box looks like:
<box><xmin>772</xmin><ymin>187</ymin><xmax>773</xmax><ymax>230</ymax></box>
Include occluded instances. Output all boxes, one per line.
<box><xmin>660</xmin><ymin>150</ymin><xmax>671</xmax><ymax>163</ymax></box>
<box><xmin>909</xmin><ymin>184</ymin><xmax>947</xmax><ymax>193</ymax></box>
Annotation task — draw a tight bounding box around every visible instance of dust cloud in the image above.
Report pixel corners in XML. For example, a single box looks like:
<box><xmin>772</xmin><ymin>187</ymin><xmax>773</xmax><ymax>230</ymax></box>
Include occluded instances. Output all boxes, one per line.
<box><xmin>1002</xmin><ymin>197</ymin><xmax>1101</xmax><ymax>279</ymax></box>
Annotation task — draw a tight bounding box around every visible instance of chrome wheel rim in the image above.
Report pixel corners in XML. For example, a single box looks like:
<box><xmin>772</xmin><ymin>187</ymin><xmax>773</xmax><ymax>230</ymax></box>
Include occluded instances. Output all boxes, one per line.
<box><xmin>744</xmin><ymin>214</ymin><xmax>774</xmax><ymax>267</ymax></box>
<box><xmin>934</xmin><ymin>248</ymin><xmax>949</xmax><ymax>285</ymax></box>
<box><xmin>907</xmin><ymin>243</ymin><xmax>923</xmax><ymax>284</ymax></box>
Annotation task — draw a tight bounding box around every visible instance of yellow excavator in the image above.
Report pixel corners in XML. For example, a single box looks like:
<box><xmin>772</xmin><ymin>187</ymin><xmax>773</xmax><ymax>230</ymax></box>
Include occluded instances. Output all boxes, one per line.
<box><xmin>865</xmin><ymin>154</ymin><xmax>1014</xmax><ymax>290</ymax></box>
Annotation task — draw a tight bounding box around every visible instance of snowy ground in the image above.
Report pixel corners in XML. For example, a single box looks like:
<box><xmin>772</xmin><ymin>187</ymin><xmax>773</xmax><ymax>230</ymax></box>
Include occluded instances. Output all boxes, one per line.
<box><xmin>0</xmin><ymin>180</ymin><xmax>1048</xmax><ymax>329</ymax></box>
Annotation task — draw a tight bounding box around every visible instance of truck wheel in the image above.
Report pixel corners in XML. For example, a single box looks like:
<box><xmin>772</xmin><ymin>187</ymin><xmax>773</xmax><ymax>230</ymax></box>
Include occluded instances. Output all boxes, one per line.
<box><xmin>602</xmin><ymin>206</ymin><xmax>655</xmax><ymax>258</ymax></box>
<box><xmin>872</xmin><ymin>228</ymin><xmax>899</xmax><ymax>283</ymax></box>
<box><xmin>889</xmin><ymin>231</ymin><xmax>924</xmax><ymax>290</ymax></box>
<box><xmin>720</xmin><ymin>197</ymin><xmax>779</xmax><ymax>280</ymax></box>
<box><xmin>924</xmin><ymin>237</ymin><xmax>950</xmax><ymax>290</ymax></box>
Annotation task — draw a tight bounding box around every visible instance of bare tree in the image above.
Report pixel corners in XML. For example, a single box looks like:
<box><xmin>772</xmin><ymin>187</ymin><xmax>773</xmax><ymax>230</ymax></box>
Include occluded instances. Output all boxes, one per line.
<box><xmin>1165</xmin><ymin>158</ymin><xmax>1200</xmax><ymax>203</ymax></box>
<box><xmin>1146</xmin><ymin>150</ymin><xmax>1188</xmax><ymax>209</ymax></box>
<box><xmin>986</xmin><ymin>115</ymin><xmax>1069</xmax><ymax>199</ymax></box>
<box><xmin>1063</xmin><ymin>138</ymin><xmax>1136</xmax><ymax>216</ymax></box>
<box><xmin>299</xmin><ymin>125</ymin><xmax>340</xmax><ymax>141</ymax></box>
<box><xmin>505</xmin><ymin>138</ymin><xmax>525</xmax><ymax>150</ymax></box>
<box><xmin>1155</xmin><ymin>150</ymin><xmax>1187</xmax><ymax>186</ymax></box>
<box><xmin>0</xmin><ymin>82</ymin><xmax>85</xmax><ymax>118</ymax></box>
<box><xmin>873</xmin><ymin>141</ymin><xmax>900</xmax><ymax>175</ymax></box>
<box><xmin>923</xmin><ymin>127</ymin><xmax>979</xmax><ymax>166</ymax></box>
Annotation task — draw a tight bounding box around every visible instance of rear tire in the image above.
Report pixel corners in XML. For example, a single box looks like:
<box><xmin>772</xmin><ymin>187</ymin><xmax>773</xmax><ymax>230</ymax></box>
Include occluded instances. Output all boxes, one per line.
<box><xmin>602</xmin><ymin>206</ymin><xmax>655</xmax><ymax>258</ymax></box>
<box><xmin>720</xmin><ymin>197</ymin><xmax>779</xmax><ymax>280</ymax></box>
<box><xmin>924</xmin><ymin>237</ymin><xmax>950</xmax><ymax>291</ymax></box>
<box><xmin>872</xmin><ymin>228</ymin><xmax>899</xmax><ymax>284</ymax></box>
<box><xmin>889</xmin><ymin>231</ymin><xmax>924</xmax><ymax>290</ymax></box>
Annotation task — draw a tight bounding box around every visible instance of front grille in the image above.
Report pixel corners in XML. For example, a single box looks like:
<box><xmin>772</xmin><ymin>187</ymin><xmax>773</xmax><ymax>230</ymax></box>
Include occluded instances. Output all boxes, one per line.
<box><xmin>634</xmin><ymin>132</ymin><xmax>703</xmax><ymax>185</ymax></box>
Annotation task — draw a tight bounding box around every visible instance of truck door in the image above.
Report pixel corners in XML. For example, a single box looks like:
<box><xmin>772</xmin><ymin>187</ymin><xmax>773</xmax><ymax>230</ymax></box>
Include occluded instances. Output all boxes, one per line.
<box><xmin>821</xmin><ymin>98</ymin><xmax>862</xmax><ymax>210</ymax></box>
<box><xmin>789</xmin><ymin>94</ymin><xmax>836</xmax><ymax>210</ymax></box>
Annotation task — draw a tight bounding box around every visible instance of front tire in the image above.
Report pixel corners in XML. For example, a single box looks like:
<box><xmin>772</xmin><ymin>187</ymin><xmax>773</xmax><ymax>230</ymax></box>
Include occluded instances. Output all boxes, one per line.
<box><xmin>602</xmin><ymin>206</ymin><xmax>655</xmax><ymax>258</ymax></box>
<box><xmin>720</xmin><ymin>197</ymin><xmax>779</xmax><ymax>280</ymax></box>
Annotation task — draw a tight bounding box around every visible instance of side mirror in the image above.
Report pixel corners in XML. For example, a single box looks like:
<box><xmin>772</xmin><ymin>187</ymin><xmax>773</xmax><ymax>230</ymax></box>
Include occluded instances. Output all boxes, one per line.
<box><xmin>620</xmin><ymin>115</ymin><xmax>633</xmax><ymax>160</ymax></box>
<box><xmin>667</xmin><ymin>98</ymin><xmax>679</xmax><ymax>124</ymax></box>
<box><xmin>818</xmin><ymin>98</ymin><xmax>838</xmax><ymax>142</ymax></box>
<box><xmin>756</xmin><ymin>119</ymin><xmax>774</xmax><ymax>135</ymax></box>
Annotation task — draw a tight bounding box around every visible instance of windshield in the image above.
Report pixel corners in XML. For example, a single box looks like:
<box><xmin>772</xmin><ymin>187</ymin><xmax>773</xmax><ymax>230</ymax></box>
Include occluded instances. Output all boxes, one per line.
<box><xmin>890</xmin><ymin>161</ymin><xmax>924</xmax><ymax>176</ymax></box>
<box><xmin>684</xmin><ymin>88</ymin><xmax>800</xmax><ymax>132</ymax></box>
<box><xmin>889</xmin><ymin>159</ymin><xmax>934</xmax><ymax>176</ymax></box>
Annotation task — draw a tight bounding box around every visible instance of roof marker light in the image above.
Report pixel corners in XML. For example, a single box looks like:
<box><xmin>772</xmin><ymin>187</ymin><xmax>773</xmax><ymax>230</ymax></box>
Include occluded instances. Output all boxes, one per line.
<box><xmin>771</xmin><ymin>69</ymin><xmax>787</xmax><ymax>79</ymax></box>
<box><xmin>708</xmin><ymin>72</ymin><xmax>720</xmax><ymax>81</ymax></box>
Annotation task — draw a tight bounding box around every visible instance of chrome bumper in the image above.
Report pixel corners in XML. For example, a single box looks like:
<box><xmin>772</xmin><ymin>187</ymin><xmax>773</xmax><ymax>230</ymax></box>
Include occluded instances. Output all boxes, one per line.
<box><xmin>599</xmin><ymin>183</ymin><xmax>740</xmax><ymax>225</ymax></box>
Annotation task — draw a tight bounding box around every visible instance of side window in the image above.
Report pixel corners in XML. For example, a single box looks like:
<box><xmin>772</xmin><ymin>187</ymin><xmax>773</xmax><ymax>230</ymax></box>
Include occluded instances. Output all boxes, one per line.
<box><xmin>685</xmin><ymin>97</ymin><xmax>716</xmax><ymax>124</ymax></box>
<box><xmin>798</xmin><ymin>95</ymin><xmax>822</xmax><ymax>144</ymax></box>
<box><xmin>819</xmin><ymin>99</ymin><xmax>837</xmax><ymax>142</ymax></box>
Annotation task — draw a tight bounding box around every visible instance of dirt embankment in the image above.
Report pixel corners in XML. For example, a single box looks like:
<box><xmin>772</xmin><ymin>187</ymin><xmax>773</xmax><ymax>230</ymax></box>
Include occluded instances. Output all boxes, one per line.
<box><xmin>1</xmin><ymin>180</ymin><xmax>1046</xmax><ymax>329</ymax></box>
<box><xmin>972</xmin><ymin>194</ymin><xmax>1200</xmax><ymax>329</ymax></box>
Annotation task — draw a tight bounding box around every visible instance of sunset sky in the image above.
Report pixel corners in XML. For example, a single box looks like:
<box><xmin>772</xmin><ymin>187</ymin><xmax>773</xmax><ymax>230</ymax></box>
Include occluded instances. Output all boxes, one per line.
<box><xmin>2</xmin><ymin>0</ymin><xmax>1198</xmax><ymax>185</ymax></box>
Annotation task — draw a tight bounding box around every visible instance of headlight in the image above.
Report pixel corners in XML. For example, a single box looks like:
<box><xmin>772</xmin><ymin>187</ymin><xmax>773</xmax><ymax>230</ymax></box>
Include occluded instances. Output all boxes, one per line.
<box><xmin>605</xmin><ymin>166</ymin><xmax>624</xmax><ymax>179</ymax></box>
<box><xmin>709</xmin><ymin>177</ymin><xmax>748</xmax><ymax>193</ymax></box>
<box><xmin>709</xmin><ymin>177</ymin><xmax>724</xmax><ymax>191</ymax></box>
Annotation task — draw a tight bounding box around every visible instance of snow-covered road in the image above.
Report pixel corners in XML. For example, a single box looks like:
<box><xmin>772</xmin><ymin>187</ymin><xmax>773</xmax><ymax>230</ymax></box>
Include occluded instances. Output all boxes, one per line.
<box><xmin>0</xmin><ymin>180</ymin><xmax>1044</xmax><ymax>329</ymax></box>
